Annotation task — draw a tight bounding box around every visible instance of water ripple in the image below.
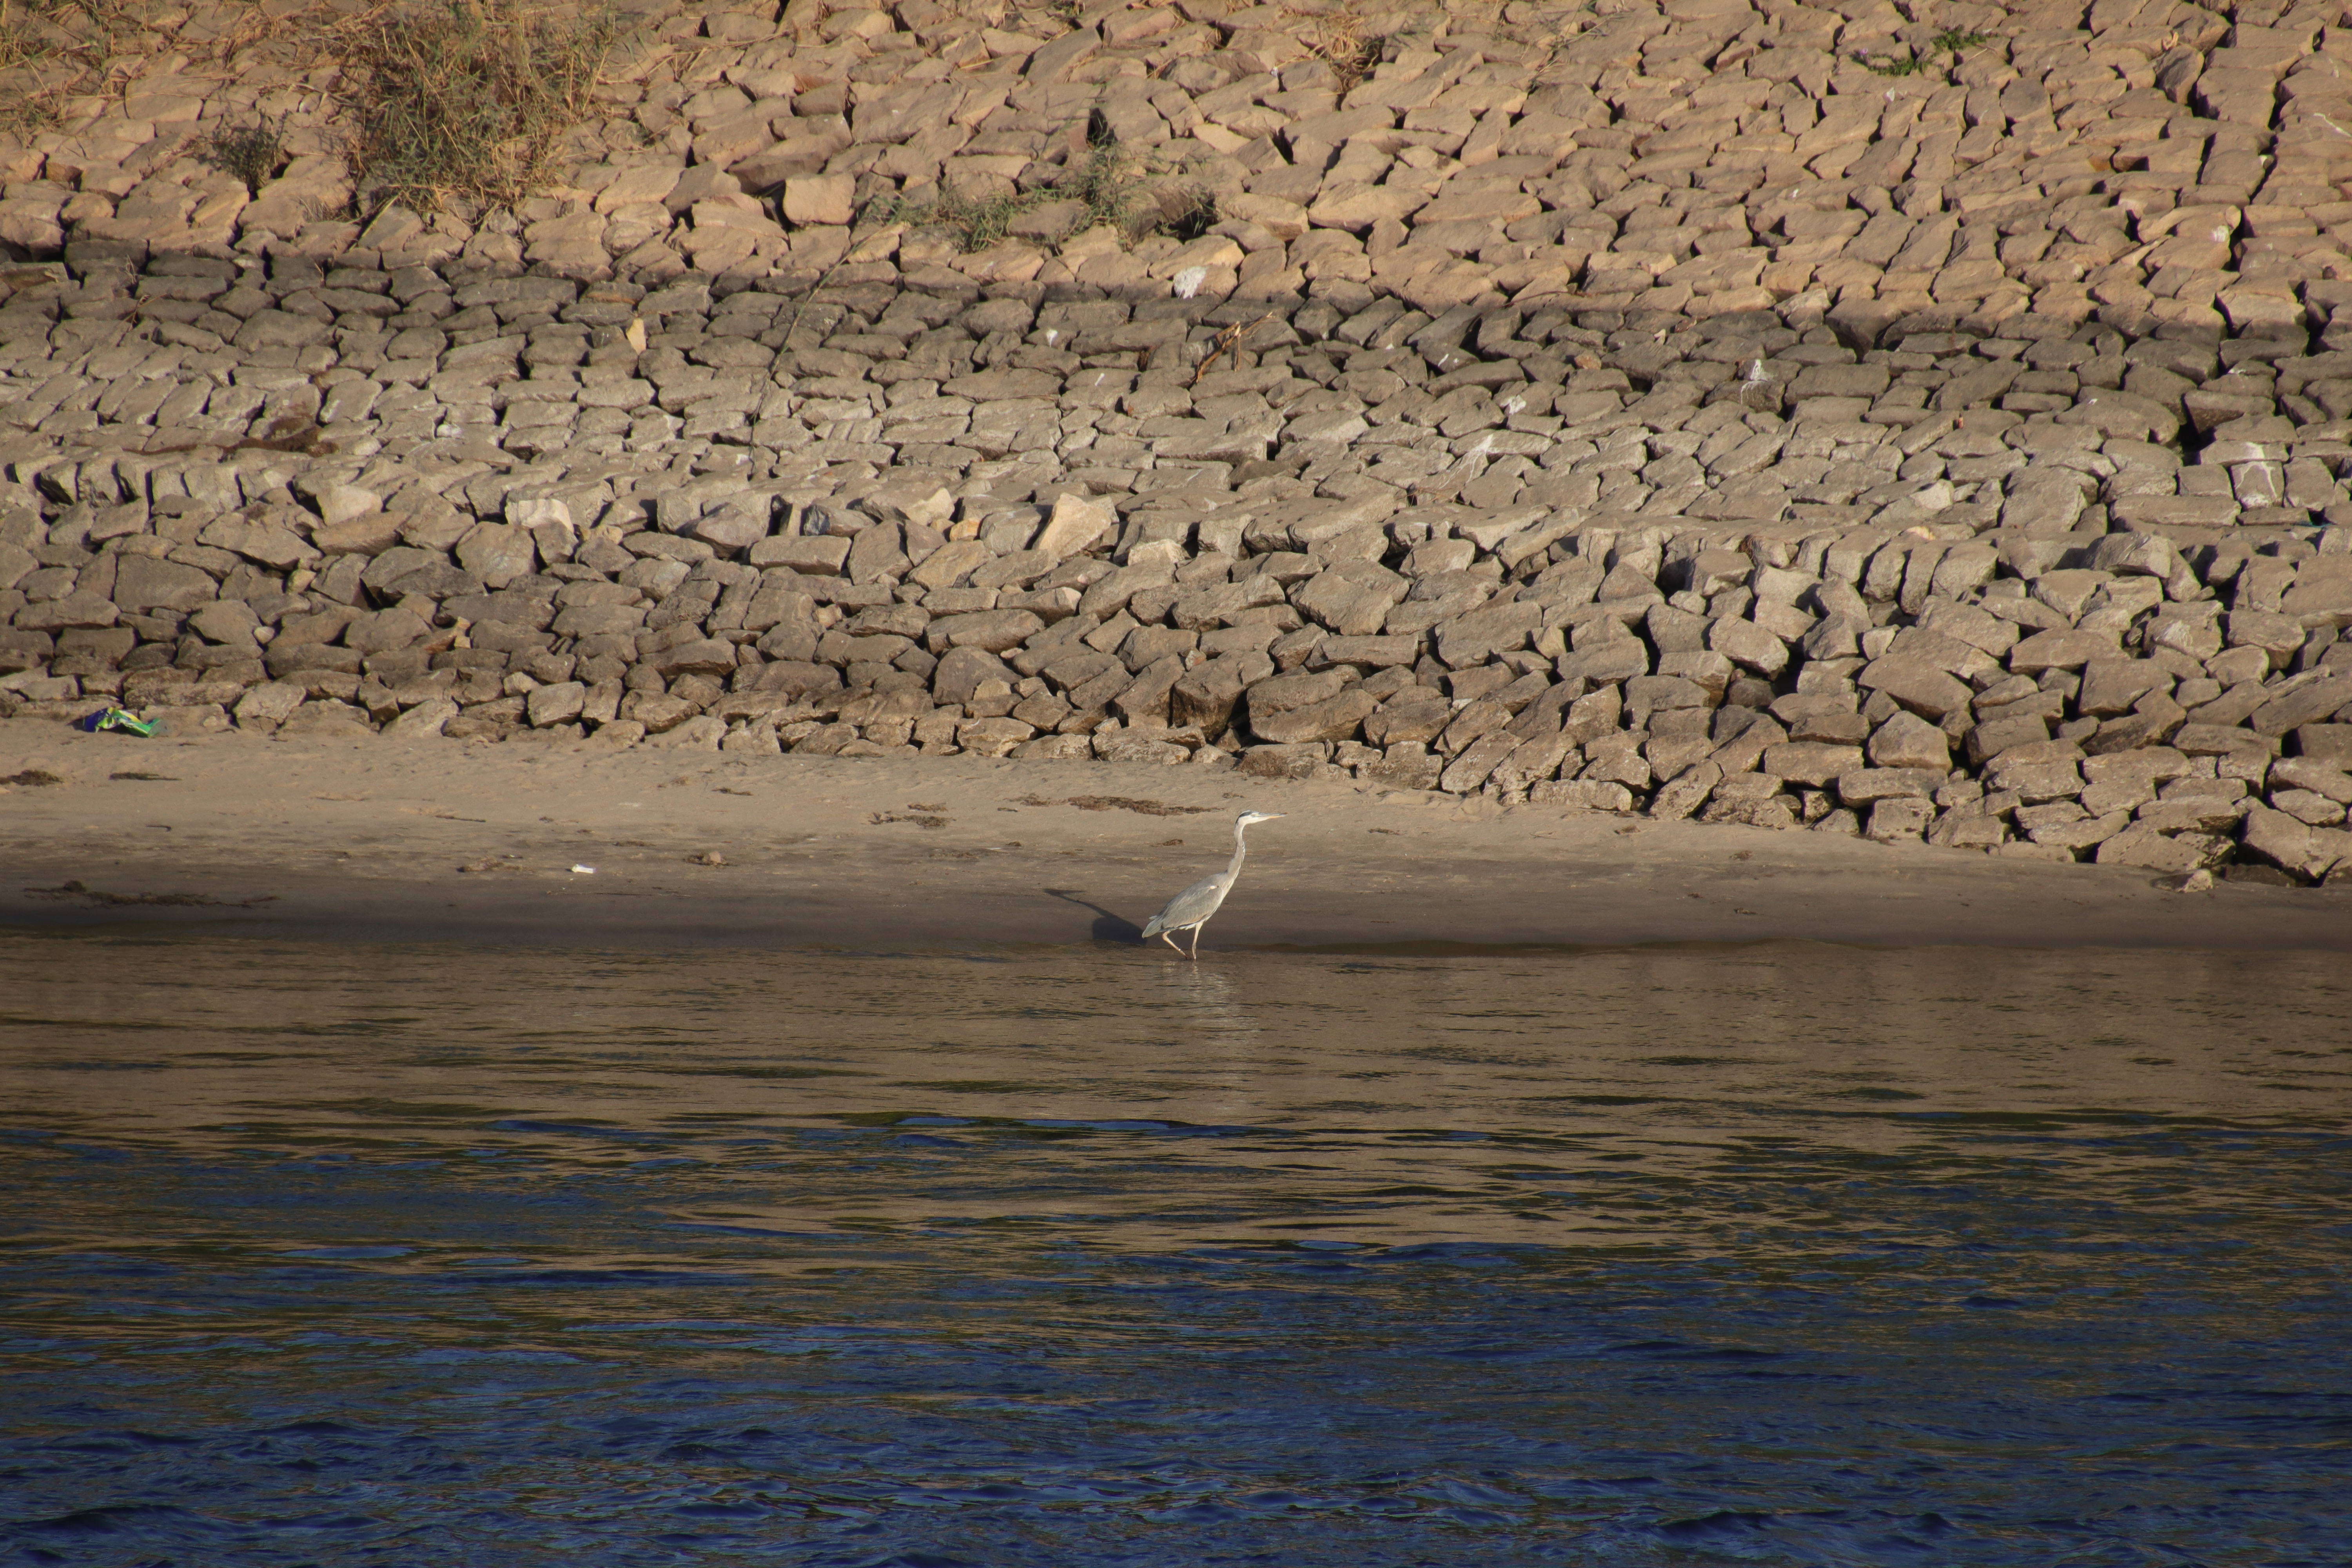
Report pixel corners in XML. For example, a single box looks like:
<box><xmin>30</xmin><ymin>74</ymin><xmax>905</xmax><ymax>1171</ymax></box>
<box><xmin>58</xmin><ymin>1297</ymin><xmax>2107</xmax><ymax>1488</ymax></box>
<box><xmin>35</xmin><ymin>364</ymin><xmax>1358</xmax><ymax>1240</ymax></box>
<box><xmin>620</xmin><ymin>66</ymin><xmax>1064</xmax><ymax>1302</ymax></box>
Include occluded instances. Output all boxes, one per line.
<box><xmin>0</xmin><ymin>933</ymin><xmax>2345</xmax><ymax>1565</ymax></box>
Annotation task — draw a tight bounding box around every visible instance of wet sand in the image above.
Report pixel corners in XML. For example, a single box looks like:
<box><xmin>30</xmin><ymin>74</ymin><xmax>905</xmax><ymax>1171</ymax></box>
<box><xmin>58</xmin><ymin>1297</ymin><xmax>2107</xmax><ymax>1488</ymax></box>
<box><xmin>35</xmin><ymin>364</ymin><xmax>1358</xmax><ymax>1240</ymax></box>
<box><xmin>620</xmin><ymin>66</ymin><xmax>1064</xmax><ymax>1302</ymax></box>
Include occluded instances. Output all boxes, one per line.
<box><xmin>2</xmin><ymin>719</ymin><xmax>2348</xmax><ymax>952</ymax></box>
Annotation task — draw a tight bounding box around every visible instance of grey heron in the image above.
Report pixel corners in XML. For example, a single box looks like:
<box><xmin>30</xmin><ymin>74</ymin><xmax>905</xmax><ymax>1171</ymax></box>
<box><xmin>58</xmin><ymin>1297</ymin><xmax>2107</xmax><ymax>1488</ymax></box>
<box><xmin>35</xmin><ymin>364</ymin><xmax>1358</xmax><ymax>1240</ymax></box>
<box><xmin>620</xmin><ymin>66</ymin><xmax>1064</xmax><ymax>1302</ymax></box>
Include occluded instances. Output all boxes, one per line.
<box><xmin>1140</xmin><ymin>810</ymin><xmax>1285</xmax><ymax>960</ymax></box>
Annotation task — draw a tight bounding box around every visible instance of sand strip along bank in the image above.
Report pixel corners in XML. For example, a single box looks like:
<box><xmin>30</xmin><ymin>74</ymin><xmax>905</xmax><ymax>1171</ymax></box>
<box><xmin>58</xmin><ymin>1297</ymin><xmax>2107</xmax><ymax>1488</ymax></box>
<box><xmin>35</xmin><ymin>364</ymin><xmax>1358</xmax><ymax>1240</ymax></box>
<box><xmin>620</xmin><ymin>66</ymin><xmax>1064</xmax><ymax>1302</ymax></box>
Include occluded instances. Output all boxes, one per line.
<box><xmin>4</xmin><ymin>724</ymin><xmax>2347</xmax><ymax>951</ymax></box>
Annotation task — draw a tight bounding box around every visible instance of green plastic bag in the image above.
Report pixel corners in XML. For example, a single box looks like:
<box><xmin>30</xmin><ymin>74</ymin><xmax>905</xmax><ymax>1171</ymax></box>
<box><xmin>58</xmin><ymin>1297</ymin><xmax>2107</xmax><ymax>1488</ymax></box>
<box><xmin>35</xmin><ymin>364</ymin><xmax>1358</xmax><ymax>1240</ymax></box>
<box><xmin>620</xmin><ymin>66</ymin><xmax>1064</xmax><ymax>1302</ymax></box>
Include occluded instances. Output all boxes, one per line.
<box><xmin>74</xmin><ymin>706</ymin><xmax>157</xmax><ymax>737</ymax></box>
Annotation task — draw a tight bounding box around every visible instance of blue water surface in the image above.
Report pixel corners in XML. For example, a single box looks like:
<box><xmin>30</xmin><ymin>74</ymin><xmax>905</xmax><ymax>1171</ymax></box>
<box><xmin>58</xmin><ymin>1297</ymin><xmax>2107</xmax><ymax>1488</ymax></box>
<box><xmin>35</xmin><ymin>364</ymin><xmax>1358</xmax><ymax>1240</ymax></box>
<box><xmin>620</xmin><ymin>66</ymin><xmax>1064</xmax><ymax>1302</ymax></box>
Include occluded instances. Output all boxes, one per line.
<box><xmin>1</xmin><ymin>933</ymin><xmax>2347</xmax><ymax>1566</ymax></box>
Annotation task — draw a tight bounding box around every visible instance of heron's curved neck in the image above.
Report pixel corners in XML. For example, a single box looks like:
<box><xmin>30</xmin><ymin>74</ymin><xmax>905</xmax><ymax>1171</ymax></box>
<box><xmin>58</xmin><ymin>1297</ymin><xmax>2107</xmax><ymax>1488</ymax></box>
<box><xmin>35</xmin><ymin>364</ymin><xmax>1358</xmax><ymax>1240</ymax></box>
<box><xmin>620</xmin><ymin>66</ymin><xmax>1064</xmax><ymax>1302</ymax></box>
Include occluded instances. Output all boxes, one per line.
<box><xmin>1227</xmin><ymin>818</ymin><xmax>1253</xmax><ymax>878</ymax></box>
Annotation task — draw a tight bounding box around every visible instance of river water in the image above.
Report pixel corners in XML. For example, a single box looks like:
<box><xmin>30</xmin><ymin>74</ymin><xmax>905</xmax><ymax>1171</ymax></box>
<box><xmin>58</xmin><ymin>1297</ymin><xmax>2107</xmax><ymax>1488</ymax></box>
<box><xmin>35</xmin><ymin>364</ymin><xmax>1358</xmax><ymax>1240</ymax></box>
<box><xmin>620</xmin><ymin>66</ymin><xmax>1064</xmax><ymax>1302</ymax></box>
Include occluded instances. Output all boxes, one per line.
<box><xmin>2</xmin><ymin>929</ymin><xmax>2348</xmax><ymax>1566</ymax></box>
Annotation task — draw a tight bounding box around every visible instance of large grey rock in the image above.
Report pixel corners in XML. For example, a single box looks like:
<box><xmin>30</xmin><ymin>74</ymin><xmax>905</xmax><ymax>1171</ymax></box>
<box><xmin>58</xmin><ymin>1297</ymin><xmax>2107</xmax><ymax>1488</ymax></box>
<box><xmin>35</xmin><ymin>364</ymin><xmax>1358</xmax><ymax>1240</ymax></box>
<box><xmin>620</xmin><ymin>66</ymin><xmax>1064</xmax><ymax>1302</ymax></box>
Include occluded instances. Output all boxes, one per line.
<box><xmin>2241</xmin><ymin>804</ymin><xmax>2352</xmax><ymax>880</ymax></box>
<box><xmin>2001</xmin><ymin>475</ymin><xmax>2088</xmax><ymax>534</ymax></box>
<box><xmin>277</xmin><ymin>700</ymin><xmax>372</xmax><ymax>735</ymax></box>
<box><xmin>1033</xmin><ymin>492</ymin><xmax>1115</xmax><ymax>560</ymax></box>
<box><xmin>1866</xmin><ymin>797</ymin><xmax>1935</xmax><ymax>842</ymax></box>
<box><xmin>2085</xmin><ymin>693</ymin><xmax>2187</xmax><ymax>754</ymax></box>
<box><xmin>234</xmin><ymin>682</ymin><xmax>307</xmax><ymax>731</ymax></box>
<box><xmin>2227</xmin><ymin>607</ymin><xmax>2306</xmax><ymax>660</ymax></box>
<box><xmin>188</xmin><ymin>601</ymin><xmax>261</xmax><ymax>645</ymax></box>
<box><xmin>1364</xmin><ymin>691</ymin><xmax>1450</xmax><ymax>747</ymax></box>
<box><xmin>929</xmin><ymin>608</ymin><xmax>1044</xmax><ymax>654</ymax></box>
<box><xmin>646</xmin><ymin>714</ymin><xmax>726</xmax><ymax>749</ymax></box>
<box><xmin>2008</xmin><ymin>629</ymin><xmax>2122</xmax><ymax>672</ymax></box>
<box><xmin>1836</xmin><ymin>768</ymin><xmax>1944</xmax><ymax>804</ymax></box>
<box><xmin>15</xmin><ymin>591</ymin><xmax>119</xmax><ymax>630</ymax></box>
<box><xmin>527</xmin><ymin>682</ymin><xmax>587</xmax><ymax>727</ymax></box>
<box><xmin>752</xmin><ymin>535</ymin><xmax>854</xmax><ymax>573</ymax></box>
<box><xmin>1648</xmin><ymin>760</ymin><xmax>1722</xmax><ymax>820</ymax></box>
<box><xmin>932</xmin><ymin>646</ymin><xmax>1013</xmax><ymax>705</ymax></box>
<box><xmin>751</xmin><ymin>660</ymin><xmax>844</xmax><ymax>697</ymax></box>
<box><xmin>313</xmin><ymin>514</ymin><xmax>403</xmax><ymax>555</ymax></box>
<box><xmin>619</xmin><ymin>691</ymin><xmax>695</xmax><ymax>733</ymax></box>
<box><xmin>1490</xmin><ymin>730</ymin><xmax>1578</xmax><ymax>795</ymax></box>
<box><xmin>651</xmin><ymin>639</ymin><xmax>738</xmax><ymax>678</ymax></box>
<box><xmin>1314</xmin><ymin>634</ymin><xmax>1419</xmax><ymax>669</ymax></box>
<box><xmin>2252</xmin><ymin>673</ymin><xmax>2352</xmax><ymax>737</ymax></box>
<box><xmin>2018</xmin><ymin>804</ymin><xmax>2129</xmax><ymax>849</ymax></box>
<box><xmin>344</xmin><ymin>607</ymin><xmax>432</xmax><ymax>653</ymax></box>
<box><xmin>1790</xmin><ymin>363</ymin><xmax>1890</xmax><ymax>399</ymax></box>
<box><xmin>200</xmin><ymin>515</ymin><xmax>314</xmax><ymax>570</ymax></box>
<box><xmin>1112</xmin><ymin>654</ymin><xmax>1187</xmax><ymax>725</ymax></box>
<box><xmin>318</xmin><ymin>484</ymin><xmax>383</xmax><ymax>526</ymax></box>
<box><xmin>1361</xmin><ymin>744</ymin><xmax>1444</xmax><ymax>790</ymax></box>
<box><xmin>384</xmin><ymin>696</ymin><xmax>459</xmax><ymax>738</ymax></box>
<box><xmin>970</xmin><ymin>548</ymin><xmax>1063</xmax><ymax>590</ymax></box>
<box><xmin>2095</xmin><ymin>823</ymin><xmax>2224</xmax><ymax>873</ymax></box>
<box><xmin>1434</xmin><ymin>695</ymin><xmax>1512</xmax><ymax>757</ymax></box>
<box><xmin>1868</xmin><ymin>711</ymin><xmax>1951</xmax><ymax>770</ymax></box>
<box><xmin>2078</xmin><ymin>659</ymin><xmax>2171</xmax><ymax>717</ymax></box>
<box><xmin>1294</xmin><ymin>561</ymin><xmax>1407</xmax><ymax>636</ymax></box>
<box><xmin>1985</xmin><ymin>755</ymin><xmax>2085</xmax><ymax>802</ymax></box>
<box><xmin>689</xmin><ymin>502</ymin><xmax>773</xmax><ymax>552</ymax></box>
<box><xmin>2271</xmin><ymin>789</ymin><xmax>2348</xmax><ymax>826</ymax></box>
<box><xmin>1707</xmin><ymin>615</ymin><xmax>1789</xmax><ymax>675</ymax></box>
<box><xmin>1858</xmin><ymin>655</ymin><xmax>1971</xmax><ymax>719</ymax></box>
<box><xmin>1559</xmin><ymin>637</ymin><xmax>1650</xmax><ymax>684</ymax></box>
<box><xmin>1533</xmin><ymin>778</ymin><xmax>1635</xmax><ymax>811</ymax></box>
<box><xmin>909</xmin><ymin>539</ymin><xmax>992</xmax><ymax>591</ymax></box>
<box><xmin>956</xmin><ymin>716</ymin><xmax>1035</xmax><ymax>757</ymax></box>
<box><xmin>112</xmin><ymin>556</ymin><xmax>216</xmax><ymax>613</ymax></box>
<box><xmin>2274</xmin><ymin>757</ymin><xmax>2352</xmax><ymax>804</ymax></box>
<box><xmin>1968</xmin><ymin>711</ymin><xmax>2053</xmax><ymax>764</ymax></box>
<box><xmin>1434</xmin><ymin>601</ymin><xmax>1544</xmax><ymax>666</ymax></box>
<box><xmin>1247</xmin><ymin>668</ymin><xmax>1348</xmax><ymax>720</ymax></box>
<box><xmin>1238</xmin><ymin>743</ymin><xmax>1327</xmax><ymax>779</ymax></box>
<box><xmin>557</xmin><ymin>602</ymin><xmax>650</xmax><ymax>638</ymax></box>
<box><xmin>1254</xmin><ymin>687</ymin><xmax>1377</xmax><ymax>745</ymax></box>
<box><xmin>1085</xmin><ymin>728</ymin><xmax>1182</xmax><ymax>765</ymax></box>
<box><xmin>1764</xmin><ymin>742</ymin><xmax>1862</xmax><ymax>786</ymax></box>
<box><xmin>846</xmin><ymin>522</ymin><xmax>908</xmax><ymax>585</ymax></box>
<box><xmin>456</xmin><ymin>523</ymin><xmax>538</xmax><ymax>588</ymax></box>
<box><xmin>1171</xmin><ymin>653</ymin><xmax>1269</xmax><ymax>739</ymax></box>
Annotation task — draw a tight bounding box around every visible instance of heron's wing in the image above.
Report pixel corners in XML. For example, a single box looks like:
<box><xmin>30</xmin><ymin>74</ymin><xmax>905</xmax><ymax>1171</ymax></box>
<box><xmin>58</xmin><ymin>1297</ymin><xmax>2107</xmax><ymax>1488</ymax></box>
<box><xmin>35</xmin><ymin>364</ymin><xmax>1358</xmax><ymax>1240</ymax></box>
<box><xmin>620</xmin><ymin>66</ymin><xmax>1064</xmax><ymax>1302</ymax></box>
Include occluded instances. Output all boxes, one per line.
<box><xmin>1142</xmin><ymin>873</ymin><xmax>1228</xmax><ymax>935</ymax></box>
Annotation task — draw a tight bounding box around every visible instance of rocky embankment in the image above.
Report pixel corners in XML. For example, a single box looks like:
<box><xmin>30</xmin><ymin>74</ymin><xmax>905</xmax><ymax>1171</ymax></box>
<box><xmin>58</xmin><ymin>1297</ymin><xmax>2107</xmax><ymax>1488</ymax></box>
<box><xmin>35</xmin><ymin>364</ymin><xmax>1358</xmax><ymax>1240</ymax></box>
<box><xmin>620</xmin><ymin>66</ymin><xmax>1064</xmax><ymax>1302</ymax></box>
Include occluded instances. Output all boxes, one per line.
<box><xmin>2</xmin><ymin>0</ymin><xmax>2351</xmax><ymax>883</ymax></box>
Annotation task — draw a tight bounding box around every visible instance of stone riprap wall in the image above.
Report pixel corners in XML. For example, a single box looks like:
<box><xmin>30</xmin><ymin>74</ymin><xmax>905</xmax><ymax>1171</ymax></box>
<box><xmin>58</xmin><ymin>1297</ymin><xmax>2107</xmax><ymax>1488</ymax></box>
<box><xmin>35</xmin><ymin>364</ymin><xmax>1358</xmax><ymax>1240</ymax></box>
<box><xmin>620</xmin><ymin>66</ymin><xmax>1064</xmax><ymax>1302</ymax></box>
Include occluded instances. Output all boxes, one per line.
<box><xmin>0</xmin><ymin>0</ymin><xmax>2350</xmax><ymax>883</ymax></box>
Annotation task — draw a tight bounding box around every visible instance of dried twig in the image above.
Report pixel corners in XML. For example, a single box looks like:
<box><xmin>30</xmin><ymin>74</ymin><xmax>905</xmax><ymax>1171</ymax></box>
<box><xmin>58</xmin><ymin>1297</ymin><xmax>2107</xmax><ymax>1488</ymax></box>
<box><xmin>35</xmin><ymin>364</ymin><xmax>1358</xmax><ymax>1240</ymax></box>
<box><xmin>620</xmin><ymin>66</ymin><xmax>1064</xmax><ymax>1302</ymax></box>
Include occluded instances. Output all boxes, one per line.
<box><xmin>783</xmin><ymin>216</ymin><xmax>902</xmax><ymax>345</ymax></box>
<box><xmin>1191</xmin><ymin>312</ymin><xmax>1277</xmax><ymax>386</ymax></box>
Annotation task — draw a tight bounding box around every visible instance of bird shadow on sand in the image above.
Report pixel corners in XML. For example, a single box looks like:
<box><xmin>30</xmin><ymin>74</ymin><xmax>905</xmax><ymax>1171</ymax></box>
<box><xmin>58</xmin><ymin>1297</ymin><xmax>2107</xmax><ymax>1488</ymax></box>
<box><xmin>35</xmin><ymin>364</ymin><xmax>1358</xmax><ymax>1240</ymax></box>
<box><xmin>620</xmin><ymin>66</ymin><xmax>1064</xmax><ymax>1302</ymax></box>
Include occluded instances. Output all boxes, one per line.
<box><xmin>1044</xmin><ymin>888</ymin><xmax>1142</xmax><ymax>944</ymax></box>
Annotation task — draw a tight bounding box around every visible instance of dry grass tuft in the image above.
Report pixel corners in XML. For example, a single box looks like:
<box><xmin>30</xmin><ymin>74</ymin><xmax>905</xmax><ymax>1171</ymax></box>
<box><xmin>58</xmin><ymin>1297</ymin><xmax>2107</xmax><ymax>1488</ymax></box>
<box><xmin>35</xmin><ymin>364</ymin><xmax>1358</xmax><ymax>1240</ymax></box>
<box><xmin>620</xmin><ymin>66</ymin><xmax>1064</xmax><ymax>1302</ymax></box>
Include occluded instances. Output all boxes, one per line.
<box><xmin>1062</xmin><ymin>138</ymin><xmax>1146</xmax><ymax>235</ymax></box>
<box><xmin>892</xmin><ymin>126</ymin><xmax>1167</xmax><ymax>252</ymax></box>
<box><xmin>200</xmin><ymin>116</ymin><xmax>286</xmax><ymax>193</ymax></box>
<box><xmin>0</xmin><ymin>0</ymin><xmax>55</xmax><ymax>71</ymax></box>
<box><xmin>0</xmin><ymin>0</ymin><xmax>122</xmax><ymax>129</ymax></box>
<box><xmin>1</xmin><ymin>0</ymin><xmax>396</xmax><ymax>132</ymax></box>
<box><xmin>887</xmin><ymin>180</ymin><xmax>1033</xmax><ymax>253</ymax></box>
<box><xmin>1157</xmin><ymin>182</ymin><xmax>1220</xmax><ymax>242</ymax></box>
<box><xmin>341</xmin><ymin>0</ymin><xmax>615</xmax><ymax>213</ymax></box>
<box><xmin>1290</xmin><ymin>3</ymin><xmax>1381</xmax><ymax>94</ymax></box>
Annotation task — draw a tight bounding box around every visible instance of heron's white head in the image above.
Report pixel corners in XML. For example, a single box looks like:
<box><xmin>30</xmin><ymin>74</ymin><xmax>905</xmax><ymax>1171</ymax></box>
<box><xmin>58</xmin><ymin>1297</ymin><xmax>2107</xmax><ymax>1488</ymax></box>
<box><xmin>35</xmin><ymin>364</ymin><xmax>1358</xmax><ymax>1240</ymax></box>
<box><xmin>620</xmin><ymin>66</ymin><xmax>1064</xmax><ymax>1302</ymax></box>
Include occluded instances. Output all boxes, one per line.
<box><xmin>1237</xmin><ymin>810</ymin><xmax>1285</xmax><ymax>827</ymax></box>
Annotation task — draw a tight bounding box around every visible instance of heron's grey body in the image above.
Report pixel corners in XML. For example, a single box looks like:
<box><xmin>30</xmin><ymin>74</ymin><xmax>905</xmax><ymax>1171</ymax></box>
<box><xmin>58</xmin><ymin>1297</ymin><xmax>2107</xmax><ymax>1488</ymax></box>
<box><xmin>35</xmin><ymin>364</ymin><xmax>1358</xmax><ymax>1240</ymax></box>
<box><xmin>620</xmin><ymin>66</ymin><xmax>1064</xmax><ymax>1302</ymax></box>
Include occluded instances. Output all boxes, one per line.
<box><xmin>1140</xmin><ymin>810</ymin><xmax>1284</xmax><ymax>959</ymax></box>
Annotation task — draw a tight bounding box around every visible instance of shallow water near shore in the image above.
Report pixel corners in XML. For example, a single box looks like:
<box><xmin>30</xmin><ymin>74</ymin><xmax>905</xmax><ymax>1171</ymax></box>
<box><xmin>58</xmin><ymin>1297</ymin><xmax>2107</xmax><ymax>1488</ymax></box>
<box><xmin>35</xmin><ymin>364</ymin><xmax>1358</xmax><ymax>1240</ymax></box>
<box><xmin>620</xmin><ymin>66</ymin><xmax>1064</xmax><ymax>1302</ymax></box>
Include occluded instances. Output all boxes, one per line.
<box><xmin>3</xmin><ymin>931</ymin><xmax>2348</xmax><ymax>1567</ymax></box>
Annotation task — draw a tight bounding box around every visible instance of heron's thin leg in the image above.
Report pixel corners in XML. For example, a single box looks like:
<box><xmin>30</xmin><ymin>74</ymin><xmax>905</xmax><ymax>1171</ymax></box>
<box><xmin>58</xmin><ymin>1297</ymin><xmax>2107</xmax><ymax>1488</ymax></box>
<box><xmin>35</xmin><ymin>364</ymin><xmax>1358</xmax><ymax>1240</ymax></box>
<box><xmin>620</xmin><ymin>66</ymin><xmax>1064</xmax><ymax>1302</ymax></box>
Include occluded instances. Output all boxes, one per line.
<box><xmin>1188</xmin><ymin>926</ymin><xmax>1201</xmax><ymax>961</ymax></box>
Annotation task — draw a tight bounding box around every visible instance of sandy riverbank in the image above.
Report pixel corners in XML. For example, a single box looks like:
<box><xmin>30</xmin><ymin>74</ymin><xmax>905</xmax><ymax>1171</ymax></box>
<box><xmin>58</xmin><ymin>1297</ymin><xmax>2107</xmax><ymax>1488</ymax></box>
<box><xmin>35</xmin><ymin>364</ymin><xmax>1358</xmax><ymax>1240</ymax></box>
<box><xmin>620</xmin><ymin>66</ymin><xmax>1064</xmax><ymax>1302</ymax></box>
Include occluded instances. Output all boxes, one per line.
<box><xmin>3</xmin><ymin>720</ymin><xmax>2346</xmax><ymax>952</ymax></box>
